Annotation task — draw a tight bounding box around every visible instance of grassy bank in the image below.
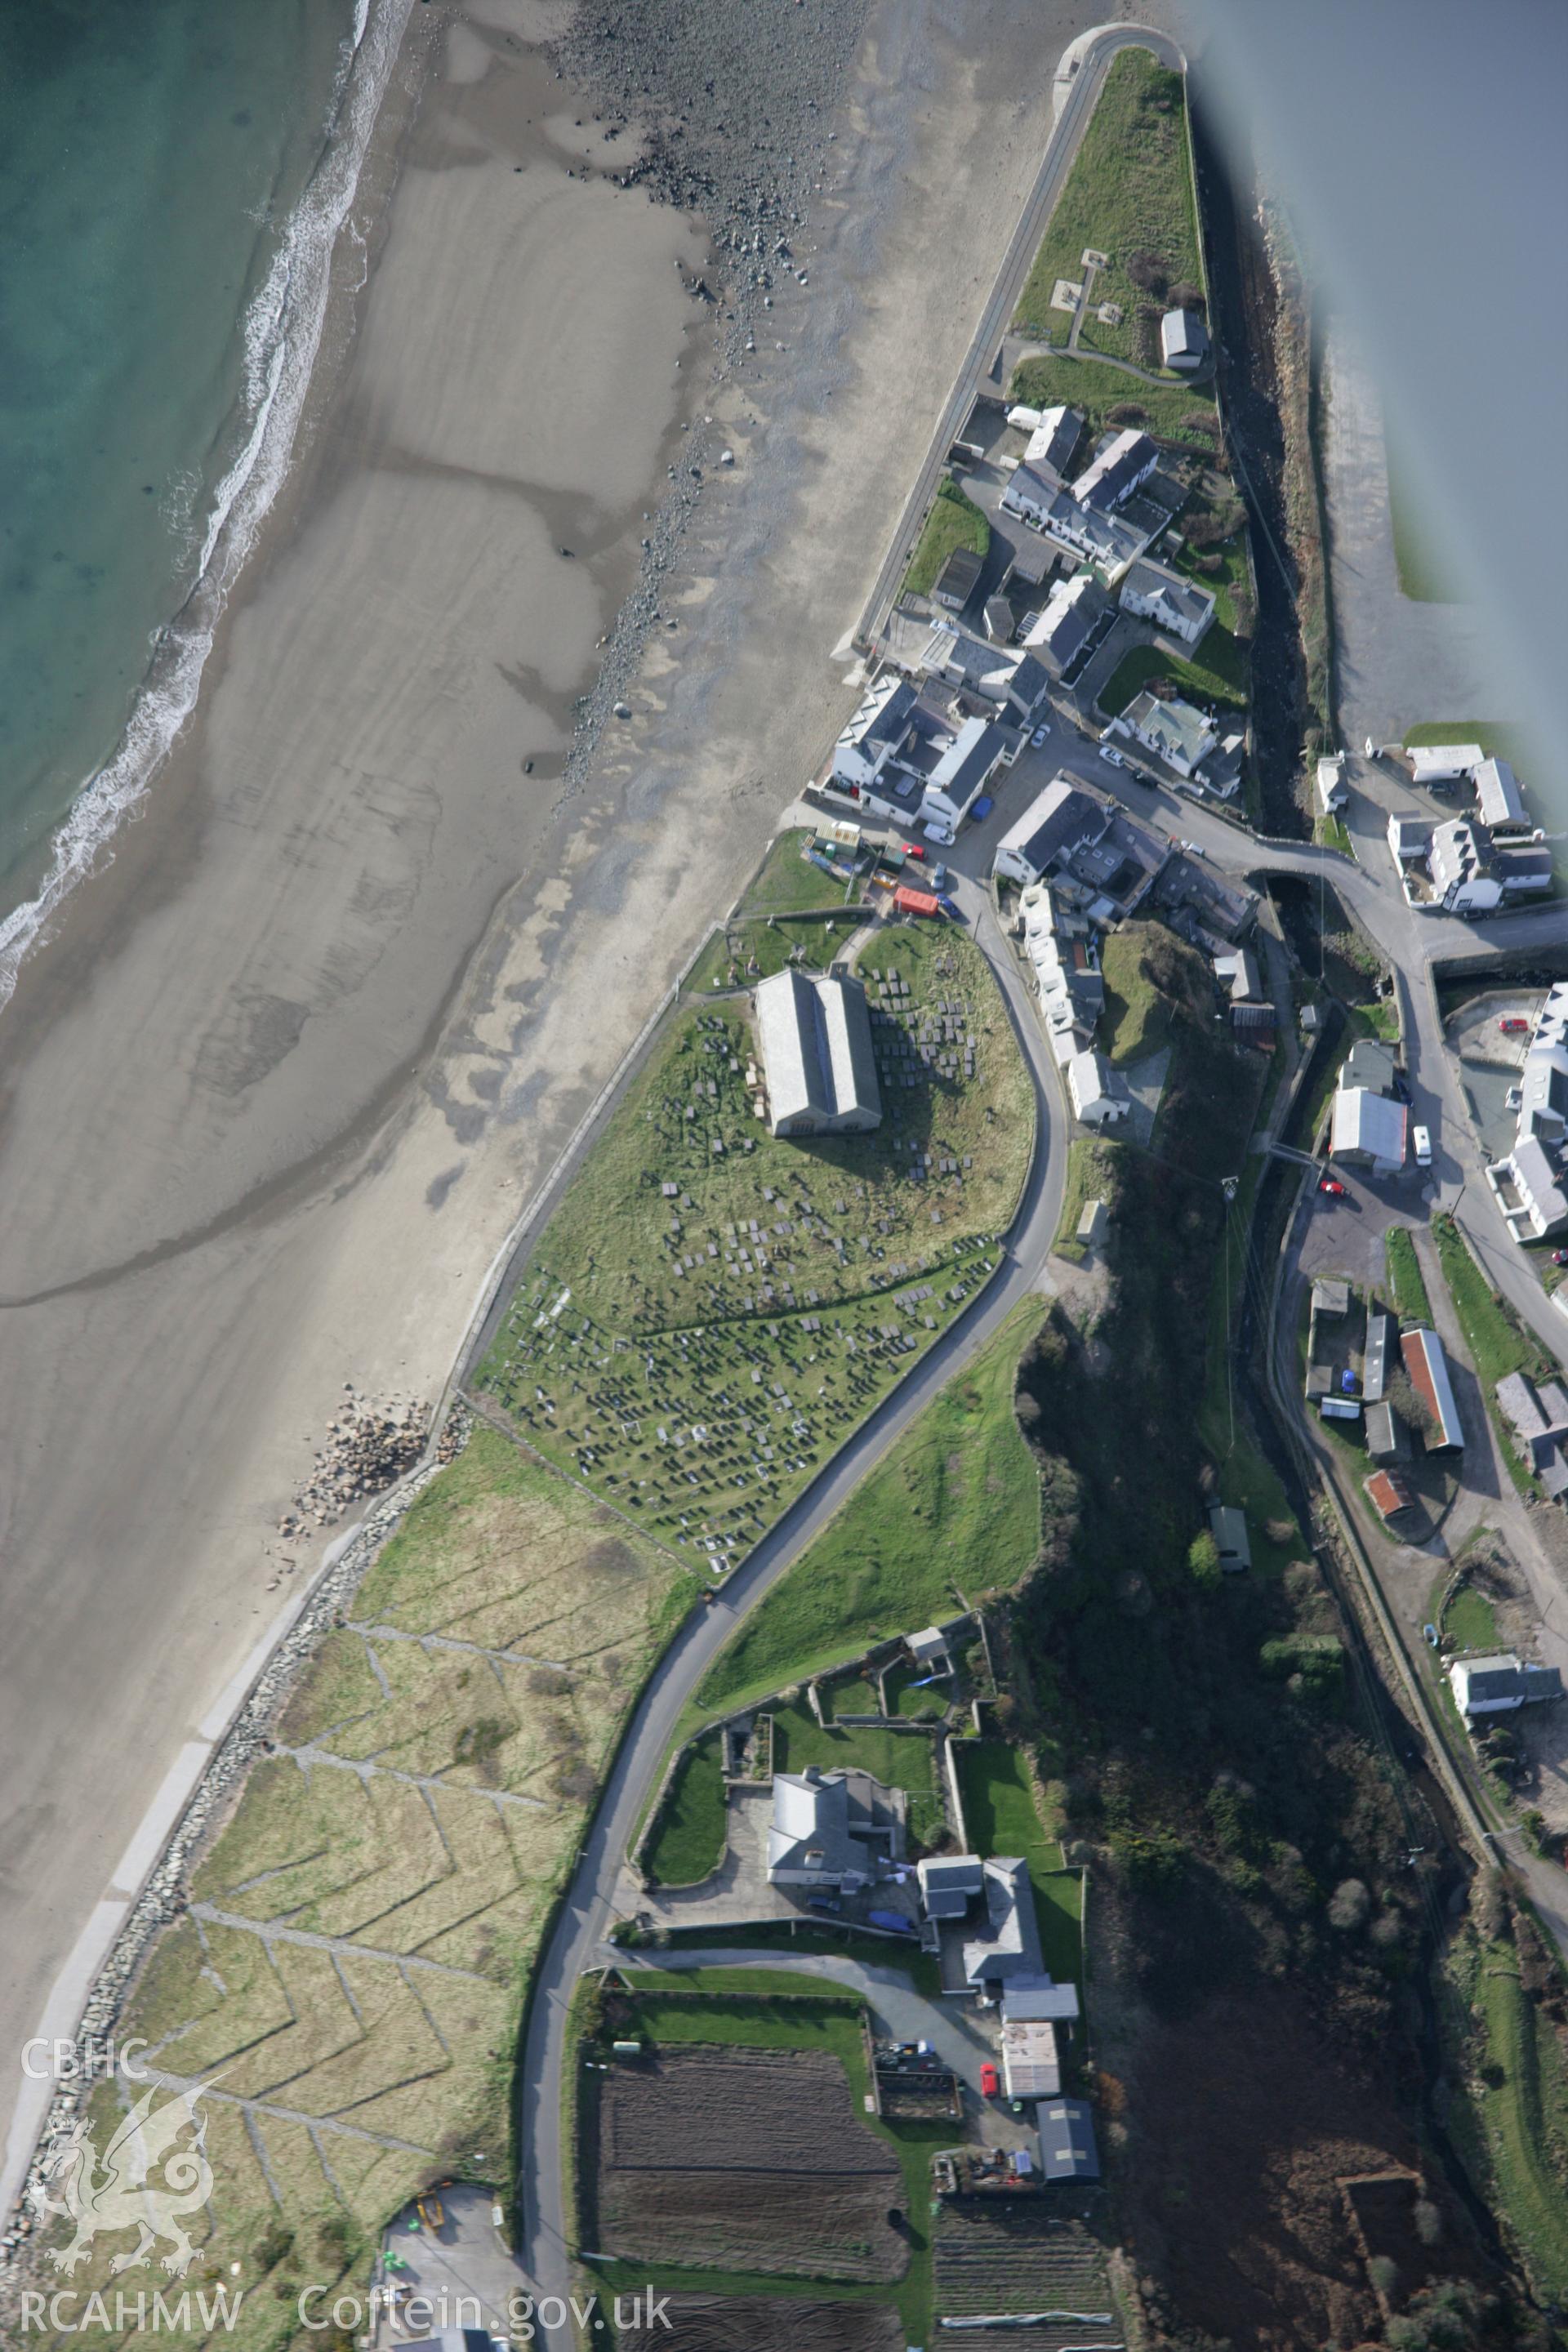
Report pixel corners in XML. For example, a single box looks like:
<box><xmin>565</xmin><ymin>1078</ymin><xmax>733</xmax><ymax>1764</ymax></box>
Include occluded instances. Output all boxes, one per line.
<box><xmin>1444</xmin><ymin>1919</ymin><xmax>1568</xmax><ymax>2301</ymax></box>
<box><xmin>1405</xmin><ymin>720</ymin><xmax>1532</xmax><ymax>770</ymax></box>
<box><xmin>1384</xmin><ymin>1227</ymin><xmax>1432</xmax><ymax>1324</ymax></box>
<box><xmin>1099</xmin><ymin>924</ymin><xmax>1178</xmax><ymax>1062</ymax></box>
<box><xmin>645</xmin><ymin>1729</ymin><xmax>728</xmax><ymax>1887</ymax></box>
<box><xmin>1009</xmin><ymin>352</ymin><xmax>1218</xmax><ymax>452</ymax></box>
<box><xmin>55</xmin><ymin>1428</ymin><xmax>697</xmax><ymax>2348</ymax></box>
<box><xmin>690</xmin><ymin>1298</ymin><xmax>1045</xmax><ymax>1715</ymax></box>
<box><xmin>1052</xmin><ymin>1135</ymin><xmax>1124</xmax><ymax>1263</ymax></box>
<box><xmin>1432</xmin><ymin>1216</ymin><xmax>1543</xmax><ymax>1388</ymax></box>
<box><xmin>1014</xmin><ymin>47</ymin><xmax>1204</xmax><ymax>370</ymax></box>
<box><xmin>903</xmin><ymin>479</ymin><xmax>989</xmax><ymax>599</ymax></box>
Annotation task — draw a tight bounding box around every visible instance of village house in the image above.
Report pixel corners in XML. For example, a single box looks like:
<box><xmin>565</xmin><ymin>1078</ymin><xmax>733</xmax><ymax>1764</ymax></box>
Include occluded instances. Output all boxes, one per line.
<box><xmin>766</xmin><ymin>1766</ymin><xmax>904</xmax><ymax>1889</ymax></box>
<box><xmin>1494</xmin><ymin>1370</ymin><xmax>1568</xmax><ymax>1500</ymax></box>
<box><xmin>1448</xmin><ymin>1653</ymin><xmax>1563</xmax><ymax>1719</ymax></box>
<box><xmin>1023</xmin><ymin>571</ymin><xmax>1111</xmax><ymax>675</ymax></box>
<box><xmin>1067</xmin><ymin>1048</ymin><xmax>1132</xmax><ymax>1128</ymax></box>
<box><xmin>1117</xmin><ymin>556</ymin><xmax>1215</xmax><ymax>646</ymax></box>
<box><xmin>1113</xmin><ymin>688</ymin><xmax>1218</xmax><ymax>779</ymax></box>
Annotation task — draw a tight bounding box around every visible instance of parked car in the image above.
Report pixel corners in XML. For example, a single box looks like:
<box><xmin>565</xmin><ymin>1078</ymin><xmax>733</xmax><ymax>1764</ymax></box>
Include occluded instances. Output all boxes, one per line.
<box><xmin>971</xmin><ymin>795</ymin><xmax>994</xmax><ymax>822</ymax></box>
<box><xmin>922</xmin><ymin>820</ymin><xmax>956</xmax><ymax>846</ymax></box>
<box><xmin>902</xmin><ymin>840</ymin><xmax>925</xmax><ymax>860</ymax></box>
<box><xmin>1097</xmin><ymin>744</ymin><xmax>1127</xmax><ymax>769</ymax></box>
<box><xmin>1031</xmin><ymin>724</ymin><xmax>1049</xmax><ymax>748</ymax></box>
<box><xmin>1178</xmin><ymin>840</ymin><xmax>1205</xmax><ymax>858</ymax></box>
<box><xmin>929</xmin><ymin>863</ymin><xmax>949</xmax><ymax>890</ymax></box>
<box><xmin>980</xmin><ymin>2063</ymin><xmax>1000</xmax><ymax>2100</ymax></box>
<box><xmin>1499</xmin><ymin>1016</ymin><xmax>1530</xmax><ymax>1034</ymax></box>
<box><xmin>1413</xmin><ymin>1125</ymin><xmax>1432</xmax><ymax>1166</ymax></box>
<box><xmin>1319</xmin><ymin>1177</ymin><xmax>1346</xmax><ymax>1196</ymax></box>
<box><xmin>1552</xmin><ymin>1249</ymin><xmax>1568</xmax><ymax>1266</ymax></box>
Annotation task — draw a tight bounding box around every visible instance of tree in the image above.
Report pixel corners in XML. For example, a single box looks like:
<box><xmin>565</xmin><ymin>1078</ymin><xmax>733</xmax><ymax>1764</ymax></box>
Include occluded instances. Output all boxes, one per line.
<box><xmin>1187</xmin><ymin>1529</ymin><xmax>1223</xmax><ymax>1591</ymax></box>
<box><xmin>1328</xmin><ymin>1877</ymin><xmax>1370</xmax><ymax>1931</ymax></box>
<box><xmin>1387</xmin><ymin>1363</ymin><xmax>1433</xmax><ymax>1437</ymax></box>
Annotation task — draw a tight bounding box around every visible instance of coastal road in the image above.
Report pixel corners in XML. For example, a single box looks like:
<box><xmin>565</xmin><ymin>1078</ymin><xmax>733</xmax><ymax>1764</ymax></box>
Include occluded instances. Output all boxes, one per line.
<box><xmin>853</xmin><ymin>20</ymin><xmax>1183</xmax><ymax>651</ymax></box>
<box><xmin>511</xmin><ymin>874</ymin><xmax>1068</xmax><ymax>2336</ymax></box>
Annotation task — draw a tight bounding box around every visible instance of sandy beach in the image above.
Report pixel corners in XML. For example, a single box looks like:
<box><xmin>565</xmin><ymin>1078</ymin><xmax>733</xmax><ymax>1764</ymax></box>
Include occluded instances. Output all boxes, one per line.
<box><xmin>0</xmin><ymin>0</ymin><xmax>1125</xmax><ymax>2195</ymax></box>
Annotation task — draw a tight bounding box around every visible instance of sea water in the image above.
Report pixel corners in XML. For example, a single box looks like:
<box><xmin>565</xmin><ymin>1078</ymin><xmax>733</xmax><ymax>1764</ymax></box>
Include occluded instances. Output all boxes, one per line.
<box><xmin>0</xmin><ymin>0</ymin><xmax>411</xmax><ymax>1003</ymax></box>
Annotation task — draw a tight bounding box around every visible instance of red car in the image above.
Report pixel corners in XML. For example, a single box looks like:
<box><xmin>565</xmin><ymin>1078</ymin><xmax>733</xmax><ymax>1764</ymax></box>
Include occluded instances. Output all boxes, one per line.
<box><xmin>1319</xmin><ymin>1177</ymin><xmax>1346</xmax><ymax>1196</ymax></box>
<box><xmin>980</xmin><ymin>2063</ymin><xmax>1000</xmax><ymax>2100</ymax></box>
<box><xmin>1499</xmin><ymin>1016</ymin><xmax>1530</xmax><ymax>1034</ymax></box>
<box><xmin>1552</xmin><ymin>1249</ymin><xmax>1568</xmax><ymax>1267</ymax></box>
<box><xmin>902</xmin><ymin>841</ymin><xmax>926</xmax><ymax>861</ymax></box>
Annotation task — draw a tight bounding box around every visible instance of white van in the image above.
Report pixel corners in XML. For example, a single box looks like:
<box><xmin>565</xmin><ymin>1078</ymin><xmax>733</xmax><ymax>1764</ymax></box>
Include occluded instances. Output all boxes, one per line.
<box><xmin>1413</xmin><ymin>1125</ymin><xmax>1432</xmax><ymax>1166</ymax></box>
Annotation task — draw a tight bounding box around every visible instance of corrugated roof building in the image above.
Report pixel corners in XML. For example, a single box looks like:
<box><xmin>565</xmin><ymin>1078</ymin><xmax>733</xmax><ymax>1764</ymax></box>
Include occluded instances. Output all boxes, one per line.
<box><xmin>1401</xmin><ymin>1327</ymin><xmax>1463</xmax><ymax>1450</ymax></box>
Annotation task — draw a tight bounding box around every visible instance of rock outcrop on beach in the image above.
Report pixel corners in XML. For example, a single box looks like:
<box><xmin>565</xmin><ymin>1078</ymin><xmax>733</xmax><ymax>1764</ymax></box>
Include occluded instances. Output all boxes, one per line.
<box><xmin>558</xmin><ymin>0</ymin><xmax>869</xmax><ymax>354</ymax></box>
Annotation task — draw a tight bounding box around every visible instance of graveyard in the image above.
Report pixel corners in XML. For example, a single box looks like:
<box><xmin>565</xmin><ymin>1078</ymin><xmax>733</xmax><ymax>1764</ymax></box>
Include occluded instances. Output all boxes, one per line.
<box><xmin>472</xmin><ymin>922</ymin><xmax>1034</xmax><ymax>1566</ymax></box>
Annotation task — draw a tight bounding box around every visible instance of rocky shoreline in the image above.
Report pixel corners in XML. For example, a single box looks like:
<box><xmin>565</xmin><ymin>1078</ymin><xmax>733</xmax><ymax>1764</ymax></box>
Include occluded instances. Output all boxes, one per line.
<box><xmin>550</xmin><ymin>0</ymin><xmax>871</xmax><ymax>798</ymax></box>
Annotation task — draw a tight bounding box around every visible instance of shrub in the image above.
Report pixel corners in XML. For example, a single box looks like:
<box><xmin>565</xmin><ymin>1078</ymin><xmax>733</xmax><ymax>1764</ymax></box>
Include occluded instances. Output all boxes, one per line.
<box><xmin>1127</xmin><ymin>248</ymin><xmax>1169</xmax><ymax>296</ymax></box>
<box><xmin>1187</xmin><ymin>1530</ymin><xmax>1222</xmax><ymax>1592</ymax></box>
<box><xmin>1169</xmin><ymin>281</ymin><xmax>1205</xmax><ymax>313</ymax></box>
<box><xmin>1327</xmin><ymin>1877</ymin><xmax>1370</xmax><ymax>1931</ymax></box>
<box><xmin>1108</xmin><ymin>401</ymin><xmax>1148</xmax><ymax>425</ymax></box>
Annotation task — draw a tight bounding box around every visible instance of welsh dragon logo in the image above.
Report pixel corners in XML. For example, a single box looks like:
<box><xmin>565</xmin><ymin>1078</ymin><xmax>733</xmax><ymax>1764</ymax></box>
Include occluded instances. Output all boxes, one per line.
<box><xmin>27</xmin><ymin>2077</ymin><xmax>218</xmax><ymax>2278</ymax></box>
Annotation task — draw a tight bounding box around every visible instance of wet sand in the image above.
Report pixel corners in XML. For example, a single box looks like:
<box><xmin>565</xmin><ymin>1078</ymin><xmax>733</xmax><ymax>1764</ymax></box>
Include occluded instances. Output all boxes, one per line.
<box><xmin>0</xmin><ymin>0</ymin><xmax>1147</xmax><ymax>2195</ymax></box>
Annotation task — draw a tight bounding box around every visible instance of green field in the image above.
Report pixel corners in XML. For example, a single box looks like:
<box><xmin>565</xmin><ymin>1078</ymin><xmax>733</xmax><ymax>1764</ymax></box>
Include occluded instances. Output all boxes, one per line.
<box><xmin>1445</xmin><ymin>1927</ymin><xmax>1568</xmax><ymax>2299</ymax></box>
<box><xmin>691</xmin><ymin>1299</ymin><xmax>1045</xmax><ymax>1713</ymax></box>
<box><xmin>474</xmin><ymin>922</ymin><xmax>1034</xmax><ymax>1566</ymax></box>
<box><xmin>1097</xmin><ymin>629</ymin><xmax>1250</xmax><ymax>717</ymax></box>
<box><xmin>49</xmin><ymin>1428</ymin><xmax>697</xmax><ymax>2349</ymax></box>
<box><xmin>1009</xmin><ymin>352</ymin><xmax>1218</xmax><ymax>451</ymax></box>
<box><xmin>685</xmin><ymin>912</ymin><xmax>863</xmax><ymax>997</ymax></box>
<box><xmin>904</xmin><ymin>479</ymin><xmax>990</xmax><ymax>599</ymax></box>
<box><xmin>646</xmin><ymin>1729</ymin><xmax>728</xmax><ymax>1886</ymax></box>
<box><xmin>1014</xmin><ymin>47</ymin><xmax>1205</xmax><ymax>369</ymax></box>
<box><xmin>1441</xmin><ymin>1582</ymin><xmax>1499</xmax><ymax>1653</ymax></box>
<box><xmin>1383</xmin><ymin>1227</ymin><xmax>1432</xmax><ymax>1324</ymax></box>
<box><xmin>1099</xmin><ymin>923</ymin><xmax>1179</xmax><ymax>1062</ymax></box>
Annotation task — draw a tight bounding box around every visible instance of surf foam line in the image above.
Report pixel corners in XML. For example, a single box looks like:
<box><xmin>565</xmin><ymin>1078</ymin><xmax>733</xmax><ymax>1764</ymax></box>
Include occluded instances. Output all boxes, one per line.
<box><xmin>0</xmin><ymin>0</ymin><xmax>415</xmax><ymax>1012</ymax></box>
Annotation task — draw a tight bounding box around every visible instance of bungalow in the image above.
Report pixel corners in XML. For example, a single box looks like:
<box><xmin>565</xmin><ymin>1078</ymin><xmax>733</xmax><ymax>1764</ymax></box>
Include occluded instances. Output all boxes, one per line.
<box><xmin>1160</xmin><ymin>307</ymin><xmax>1210</xmax><ymax>371</ymax></box>
<box><xmin>1401</xmin><ymin>1326</ymin><xmax>1463</xmax><ymax>1450</ymax></box>
<box><xmin>1067</xmin><ymin>1048</ymin><xmax>1132</xmax><ymax>1128</ymax></box>
<box><xmin>1449</xmin><ymin>1653</ymin><xmax>1563</xmax><ymax>1719</ymax></box>
<box><xmin>1118</xmin><ymin>556</ymin><xmax>1215</xmax><ymax>646</ymax></box>
<box><xmin>1116</xmin><ymin>689</ymin><xmax>1218</xmax><ymax>778</ymax></box>
<box><xmin>1410</xmin><ymin>742</ymin><xmax>1483</xmax><ymax>787</ymax></box>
